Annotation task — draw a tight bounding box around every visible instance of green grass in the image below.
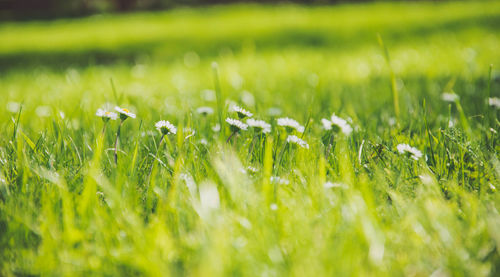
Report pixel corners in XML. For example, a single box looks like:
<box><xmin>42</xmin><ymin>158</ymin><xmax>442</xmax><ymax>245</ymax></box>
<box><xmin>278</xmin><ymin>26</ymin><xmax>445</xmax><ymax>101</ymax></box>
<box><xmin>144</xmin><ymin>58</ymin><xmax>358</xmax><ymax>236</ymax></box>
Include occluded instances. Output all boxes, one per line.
<box><xmin>1</xmin><ymin>1</ymin><xmax>499</xmax><ymax>276</ymax></box>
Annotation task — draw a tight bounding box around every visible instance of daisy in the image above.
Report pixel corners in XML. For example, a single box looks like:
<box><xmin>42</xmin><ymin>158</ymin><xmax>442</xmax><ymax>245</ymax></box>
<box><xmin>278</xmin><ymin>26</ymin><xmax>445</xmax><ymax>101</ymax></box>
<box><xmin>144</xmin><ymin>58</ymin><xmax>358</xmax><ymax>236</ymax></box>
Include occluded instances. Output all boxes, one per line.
<box><xmin>231</xmin><ymin>105</ymin><xmax>253</xmax><ymax>119</ymax></box>
<box><xmin>115</xmin><ymin>106</ymin><xmax>136</xmax><ymax>120</ymax></box>
<box><xmin>329</xmin><ymin>113</ymin><xmax>353</xmax><ymax>135</ymax></box>
<box><xmin>183</xmin><ymin>127</ymin><xmax>196</xmax><ymax>139</ymax></box>
<box><xmin>324</xmin><ymin>181</ymin><xmax>348</xmax><ymax>189</ymax></box>
<box><xmin>270</xmin><ymin>176</ymin><xmax>290</xmax><ymax>185</ymax></box>
<box><xmin>277</xmin><ymin>117</ymin><xmax>304</xmax><ymax>133</ymax></box>
<box><xmin>96</xmin><ymin>108</ymin><xmax>118</xmax><ymax>122</ymax></box>
<box><xmin>35</xmin><ymin>106</ymin><xmax>50</xmax><ymax>117</ymax></box>
<box><xmin>286</xmin><ymin>135</ymin><xmax>309</xmax><ymax>149</ymax></box>
<box><xmin>489</xmin><ymin>97</ymin><xmax>500</xmax><ymax>109</ymax></box>
<box><xmin>155</xmin><ymin>120</ymin><xmax>177</xmax><ymax>135</ymax></box>
<box><xmin>246</xmin><ymin>166</ymin><xmax>259</xmax><ymax>174</ymax></box>
<box><xmin>396</xmin><ymin>143</ymin><xmax>423</xmax><ymax>160</ymax></box>
<box><xmin>199</xmin><ymin>138</ymin><xmax>208</xmax><ymax>145</ymax></box>
<box><xmin>388</xmin><ymin>117</ymin><xmax>396</xmax><ymax>127</ymax></box>
<box><xmin>212</xmin><ymin>123</ymin><xmax>221</xmax><ymax>132</ymax></box>
<box><xmin>225</xmin><ymin>118</ymin><xmax>248</xmax><ymax>132</ymax></box>
<box><xmin>225</xmin><ymin>118</ymin><xmax>248</xmax><ymax>143</ymax></box>
<box><xmin>441</xmin><ymin>93</ymin><xmax>459</xmax><ymax>102</ymax></box>
<box><xmin>268</xmin><ymin>107</ymin><xmax>282</xmax><ymax>117</ymax></box>
<box><xmin>246</xmin><ymin>118</ymin><xmax>271</xmax><ymax>133</ymax></box>
<box><xmin>113</xmin><ymin>107</ymin><xmax>136</xmax><ymax>164</ymax></box>
<box><xmin>321</xmin><ymin>114</ymin><xmax>353</xmax><ymax>136</ymax></box>
<box><xmin>321</xmin><ymin>118</ymin><xmax>332</xmax><ymax>130</ymax></box>
<box><xmin>147</xmin><ymin>121</ymin><xmax>176</xmax><ymax>183</ymax></box>
<box><xmin>196</xmin><ymin>106</ymin><xmax>214</xmax><ymax>116</ymax></box>
<box><xmin>7</xmin><ymin>102</ymin><xmax>21</xmax><ymax>113</ymax></box>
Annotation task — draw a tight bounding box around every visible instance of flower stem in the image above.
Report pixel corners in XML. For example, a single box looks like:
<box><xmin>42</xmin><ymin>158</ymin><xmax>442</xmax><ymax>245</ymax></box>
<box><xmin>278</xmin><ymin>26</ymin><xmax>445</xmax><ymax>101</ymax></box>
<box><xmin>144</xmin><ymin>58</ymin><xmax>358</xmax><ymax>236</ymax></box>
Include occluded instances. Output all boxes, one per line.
<box><xmin>101</xmin><ymin>122</ymin><xmax>107</xmax><ymax>137</ymax></box>
<box><xmin>114</xmin><ymin>120</ymin><xmax>123</xmax><ymax>164</ymax></box>
<box><xmin>226</xmin><ymin>130</ymin><xmax>237</xmax><ymax>144</ymax></box>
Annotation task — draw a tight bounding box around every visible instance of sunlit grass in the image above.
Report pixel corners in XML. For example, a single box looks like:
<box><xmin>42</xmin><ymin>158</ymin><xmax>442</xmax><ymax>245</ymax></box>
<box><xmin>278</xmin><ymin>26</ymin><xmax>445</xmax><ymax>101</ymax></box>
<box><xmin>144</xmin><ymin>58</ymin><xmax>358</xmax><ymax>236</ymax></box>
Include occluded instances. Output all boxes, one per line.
<box><xmin>1</xmin><ymin>1</ymin><xmax>499</xmax><ymax>276</ymax></box>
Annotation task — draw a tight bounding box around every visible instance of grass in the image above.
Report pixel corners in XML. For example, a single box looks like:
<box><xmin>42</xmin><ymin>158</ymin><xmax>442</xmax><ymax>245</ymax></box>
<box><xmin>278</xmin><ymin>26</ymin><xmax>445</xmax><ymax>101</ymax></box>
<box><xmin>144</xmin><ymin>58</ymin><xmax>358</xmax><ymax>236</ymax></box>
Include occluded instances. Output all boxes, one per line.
<box><xmin>1</xmin><ymin>1</ymin><xmax>499</xmax><ymax>276</ymax></box>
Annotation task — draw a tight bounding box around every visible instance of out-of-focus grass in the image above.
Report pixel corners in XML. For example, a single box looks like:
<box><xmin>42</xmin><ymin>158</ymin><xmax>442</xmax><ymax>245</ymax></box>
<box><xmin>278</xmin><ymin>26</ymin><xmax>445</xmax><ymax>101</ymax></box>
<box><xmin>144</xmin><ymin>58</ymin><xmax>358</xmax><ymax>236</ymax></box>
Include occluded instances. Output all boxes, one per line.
<box><xmin>0</xmin><ymin>1</ymin><xmax>500</xmax><ymax>276</ymax></box>
<box><xmin>0</xmin><ymin>1</ymin><xmax>499</xmax><ymax>70</ymax></box>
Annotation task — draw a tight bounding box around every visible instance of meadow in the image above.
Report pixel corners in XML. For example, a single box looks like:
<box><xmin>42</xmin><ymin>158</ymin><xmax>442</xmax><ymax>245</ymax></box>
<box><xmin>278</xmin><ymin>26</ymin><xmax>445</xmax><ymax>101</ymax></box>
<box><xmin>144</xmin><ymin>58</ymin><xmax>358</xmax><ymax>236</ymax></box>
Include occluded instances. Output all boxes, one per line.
<box><xmin>1</xmin><ymin>1</ymin><xmax>500</xmax><ymax>276</ymax></box>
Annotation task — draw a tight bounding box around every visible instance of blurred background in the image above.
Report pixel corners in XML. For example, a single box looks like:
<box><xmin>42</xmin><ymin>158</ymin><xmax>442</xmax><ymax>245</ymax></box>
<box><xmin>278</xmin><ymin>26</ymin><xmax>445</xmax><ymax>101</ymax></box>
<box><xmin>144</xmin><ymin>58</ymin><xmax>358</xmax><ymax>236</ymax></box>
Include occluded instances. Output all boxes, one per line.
<box><xmin>1</xmin><ymin>0</ymin><xmax>435</xmax><ymax>20</ymax></box>
<box><xmin>1</xmin><ymin>0</ymin><xmax>498</xmax><ymax>115</ymax></box>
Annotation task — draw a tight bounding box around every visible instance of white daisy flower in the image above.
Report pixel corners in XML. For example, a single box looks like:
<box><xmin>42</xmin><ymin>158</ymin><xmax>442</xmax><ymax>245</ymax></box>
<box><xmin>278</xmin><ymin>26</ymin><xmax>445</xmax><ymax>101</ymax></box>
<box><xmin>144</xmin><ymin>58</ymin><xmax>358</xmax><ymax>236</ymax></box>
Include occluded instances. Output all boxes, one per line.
<box><xmin>183</xmin><ymin>127</ymin><xmax>196</xmax><ymax>139</ymax></box>
<box><xmin>196</xmin><ymin>106</ymin><xmax>214</xmax><ymax>115</ymax></box>
<box><xmin>331</xmin><ymin>114</ymin><xmax>352</xmax><ymax>136</ymax></box>
<box><xmin>246</xmin><ymin>118</ymin><xmax>271</xmax><ymax>133</ymax></box>
<box><xmin>96</xmin><ymin>108</ymin><xmax>118</xmax><ymax>122</ymax></box>
<box><xmin>212</xmin><ymin>123</ymin><xmax>221</xmax><ymax>132</ymax></box>
<box><xmin>155</xmin><ymin>120</ymin><xmax>177</xmax><ymax>135</ymax></box>
<box><xmin>322</xmin><ymin>114</ymin><xmax>353</xmax><ymax>135</ymax></box>
<box><xmin>270</xmin><ymin>176</ymin><xmax>290</xmax><ymax>185</ymax></box>
<box><xmin>489</xmin><ymin>183</ymin><xmax>496</xmax><ymax>191</ymax></box>
<box><xmin>225</xmin><ymin>118</ymin><xmax>248</xmax><ymax>132</ymax></box>
<box><xmin>35</xmin><ymin>106</ymin><xmax>51</xmax><ymax>117</ymax></box>
<box><xmin>199</xmin><ymin>138</ymin><xmax>208</xmax><ymax>145</ymax></box>
<box><xmin>396</xmin><ymin>143</ymin><xmax>423</xmax><ymax>160</ymax></box>
<box><xmin>202</xmin><ymin>89</ymin><xmax>216</xmax><ymax>101</ymax></box>
<box><xmin>231</xmin><ymin>105</ymin><xmax>253</xmax><ymax>119</ymax></box>
<box><xmin>441</xmin><ymin>93</ymin><xmax>459</xmax><ymax>102</ymax></box>
<box><xmin>115</xmin><ymin>106</ymin><xmax>136</xmax><ymax>120</ymax></box>
<box><xmin>268</xmin><ymin>107</ymin><xmax>282</xmax><ymax>116</ymax></box>
<box><xmin>241</xmin><ymin>90</ymin><xmax>255</xmax><ymax>107</ymax></box>
<box><xmin>324</xmin><ymin>181</ymin><xmax>348</xmax><ymax>189</ymax></box>
<box><xmin>388</xmin><ymin>117</ymin><xmax>396</xmax><ymax>127</ymax></box>
<box><xmin>277</xmin><ymin>117</ymin><xmax>305</xmax><ymax>133</ymax></box>
<box><xmin>7</xmin><ymin>102</ymin><xmax>21</xmax><ymax>113</ymax></box>
<box><xmin>246</xmin><ymin>166</ymin><xmax>259</xmax><ymax>174</ymax></box>
<box><xmin>286</xmin><ymin>135</ymin><xmax>309</xmax><ymax>149</ymax></box>
<box><xmin>489</xmin><ymin>97</ymin><xmax>500</xmax><ymax>109</ymax></box>
<box><xmin>321</xmin><ymin>118</ymin><xmax>332</xmax><ymax>130</ymax></box>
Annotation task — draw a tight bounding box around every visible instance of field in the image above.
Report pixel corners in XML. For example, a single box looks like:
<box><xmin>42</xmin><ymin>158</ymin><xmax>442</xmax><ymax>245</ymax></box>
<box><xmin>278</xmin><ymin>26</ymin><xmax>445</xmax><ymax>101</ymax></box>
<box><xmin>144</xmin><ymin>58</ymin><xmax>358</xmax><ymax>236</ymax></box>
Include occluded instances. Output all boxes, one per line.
<box><xmin>1</xmin><ymin>1</ymin><xmax>500</xmax><ymax>276</ymax></box>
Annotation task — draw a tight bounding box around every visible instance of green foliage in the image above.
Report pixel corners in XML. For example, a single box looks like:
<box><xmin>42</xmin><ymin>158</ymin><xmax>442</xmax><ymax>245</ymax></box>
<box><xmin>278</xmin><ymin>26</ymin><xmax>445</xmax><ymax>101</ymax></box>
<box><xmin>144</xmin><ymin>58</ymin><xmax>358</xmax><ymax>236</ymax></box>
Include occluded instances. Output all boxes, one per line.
<box><xmin>0</xmin><ymin>2</ymin><xmax>499</xmax><ymax>276</ymax></box>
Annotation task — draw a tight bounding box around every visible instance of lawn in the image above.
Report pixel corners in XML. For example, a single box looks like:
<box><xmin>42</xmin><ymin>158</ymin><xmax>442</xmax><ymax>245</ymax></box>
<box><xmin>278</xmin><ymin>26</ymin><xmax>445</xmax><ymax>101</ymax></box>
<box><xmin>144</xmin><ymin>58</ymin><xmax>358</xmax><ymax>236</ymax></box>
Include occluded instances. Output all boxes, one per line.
<box><xmin>1</xmin><ymin>1</ymin><xmax>499</xmax><ymax>276</ymax></box>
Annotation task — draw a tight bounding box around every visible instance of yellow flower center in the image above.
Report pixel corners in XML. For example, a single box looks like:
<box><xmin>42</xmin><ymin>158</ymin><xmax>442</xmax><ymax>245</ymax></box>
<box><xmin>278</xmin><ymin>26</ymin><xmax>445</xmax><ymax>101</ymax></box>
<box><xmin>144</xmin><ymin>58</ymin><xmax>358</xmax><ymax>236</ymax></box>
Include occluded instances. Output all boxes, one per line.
<box><xmin>105</xmin><ymin>112</ymin><xmax>111</xmax><ymax>115</ymax></box>
<box><xmin>122</xmin><ymin>109</ymin><xmax>129</xmax><ymax>113</ymax></box>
